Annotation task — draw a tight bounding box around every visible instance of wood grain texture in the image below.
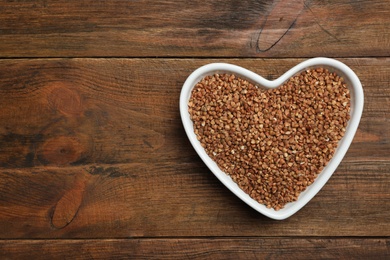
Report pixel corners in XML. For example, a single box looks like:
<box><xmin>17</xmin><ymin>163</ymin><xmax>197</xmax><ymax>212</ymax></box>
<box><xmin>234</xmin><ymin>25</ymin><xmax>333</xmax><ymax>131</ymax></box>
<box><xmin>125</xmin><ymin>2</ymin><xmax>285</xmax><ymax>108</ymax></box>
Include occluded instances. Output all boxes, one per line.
<box><xmin>0</xmin><ymin>0</ymin><xmax>389</xmax><ymax>58</ymax></box>
<box><xmin>0</xmin><ymin>58</ymin><xmax>389</xmax><ymax>167</ymax></box>
<box><xmin>1</xmin><ymin>238</ymin><xmax>389</xmax><ymax>259</ymax></box>
<box><xmin>0</xmin><ymin>162</ymin><xmax>389</xmax><ymax>238</ymax></box>
<box><xmin>0</xmin><ymin>58</ymin><xmax>389</xmax><ymax>238</ymax></box>
<box><xmin>1</xmin><ymin>0</ymin><xmax>389</xmax><ymax>258</ymax></box>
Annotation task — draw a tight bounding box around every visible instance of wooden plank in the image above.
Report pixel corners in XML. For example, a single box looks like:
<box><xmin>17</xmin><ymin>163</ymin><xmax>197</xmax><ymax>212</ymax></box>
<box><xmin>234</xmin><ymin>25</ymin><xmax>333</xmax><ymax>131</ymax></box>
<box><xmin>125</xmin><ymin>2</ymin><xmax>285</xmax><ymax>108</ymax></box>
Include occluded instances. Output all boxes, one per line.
<box><xmin>0</xmin><ymin>58</ymin><xmax>389</xmax><ymax>238</ymax></box>
<box><xmin>0</xmin><ymin>58</ymin><xmax>389</xmax><ymax>168</ymax></box>
<box><xmin>0</xmin><ymin>1</ymin><xmax>389</xmax><ymax>58</ymax></box>
<box><xmin>0</xmin><ymin>161</ymin><xmax>389</xmax><ymax>238</ymax></box>
<box><xmin>0</xmin><ymin>238</ymin><xmax>389</xmax><ymax>259</ymax></box>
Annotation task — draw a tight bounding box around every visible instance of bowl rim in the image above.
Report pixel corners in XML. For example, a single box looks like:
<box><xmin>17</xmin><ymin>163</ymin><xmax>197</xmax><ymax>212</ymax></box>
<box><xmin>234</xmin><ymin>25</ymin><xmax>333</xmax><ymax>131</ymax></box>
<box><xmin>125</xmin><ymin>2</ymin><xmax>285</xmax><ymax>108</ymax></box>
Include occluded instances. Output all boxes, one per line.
<box><xmin>180</xmin><ymin>57</ymin><xmax>364</xmax><ymax>220</ymax></box>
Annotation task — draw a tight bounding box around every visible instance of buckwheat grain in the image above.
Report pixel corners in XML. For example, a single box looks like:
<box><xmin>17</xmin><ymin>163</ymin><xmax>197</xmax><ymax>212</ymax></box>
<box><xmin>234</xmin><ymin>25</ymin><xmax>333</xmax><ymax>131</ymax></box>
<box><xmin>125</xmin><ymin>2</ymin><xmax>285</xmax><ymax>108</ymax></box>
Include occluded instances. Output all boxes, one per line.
<box><xmin>188</xmin><ymin>68</ymin><xmax>351</xmax><ymax>210</ymax></box>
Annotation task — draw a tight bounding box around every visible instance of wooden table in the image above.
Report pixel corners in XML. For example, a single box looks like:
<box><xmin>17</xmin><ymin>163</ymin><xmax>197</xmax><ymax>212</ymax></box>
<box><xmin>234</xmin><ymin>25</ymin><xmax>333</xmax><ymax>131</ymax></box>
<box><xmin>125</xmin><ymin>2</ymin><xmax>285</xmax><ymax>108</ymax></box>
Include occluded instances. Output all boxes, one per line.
<box><xmin>1</xmin><ymin>1</ymin><xmax>389</xmax><ymax>259</ymax></box>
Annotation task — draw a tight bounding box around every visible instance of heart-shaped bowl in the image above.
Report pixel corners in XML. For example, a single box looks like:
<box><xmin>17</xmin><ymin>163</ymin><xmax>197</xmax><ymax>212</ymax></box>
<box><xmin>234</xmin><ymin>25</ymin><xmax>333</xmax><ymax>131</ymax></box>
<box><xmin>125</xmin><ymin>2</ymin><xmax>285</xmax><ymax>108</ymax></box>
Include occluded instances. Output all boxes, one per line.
<box><xmin>180</xmin><ymin>58</ymin><xmax>363</xmax><ymax>220</ymax></box>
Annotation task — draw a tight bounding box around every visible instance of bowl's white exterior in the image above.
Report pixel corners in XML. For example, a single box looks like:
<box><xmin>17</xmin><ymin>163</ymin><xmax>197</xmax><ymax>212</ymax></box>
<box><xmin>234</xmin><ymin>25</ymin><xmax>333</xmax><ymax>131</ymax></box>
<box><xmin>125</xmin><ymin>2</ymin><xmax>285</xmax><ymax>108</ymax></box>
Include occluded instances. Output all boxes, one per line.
<box><xmin>180</xmin><ymin>58</ymin><xmax>364</xmax><ymax>220</ymax></box>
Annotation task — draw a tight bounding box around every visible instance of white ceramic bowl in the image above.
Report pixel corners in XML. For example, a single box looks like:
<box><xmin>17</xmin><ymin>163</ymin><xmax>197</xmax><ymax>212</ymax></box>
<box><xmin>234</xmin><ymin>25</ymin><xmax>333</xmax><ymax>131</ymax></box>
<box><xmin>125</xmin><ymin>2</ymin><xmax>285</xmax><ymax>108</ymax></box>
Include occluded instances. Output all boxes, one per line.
<box><xmin>180</xmin><ymin>58</ymin><xmax>363</xmax><ymax>220</ymax></box>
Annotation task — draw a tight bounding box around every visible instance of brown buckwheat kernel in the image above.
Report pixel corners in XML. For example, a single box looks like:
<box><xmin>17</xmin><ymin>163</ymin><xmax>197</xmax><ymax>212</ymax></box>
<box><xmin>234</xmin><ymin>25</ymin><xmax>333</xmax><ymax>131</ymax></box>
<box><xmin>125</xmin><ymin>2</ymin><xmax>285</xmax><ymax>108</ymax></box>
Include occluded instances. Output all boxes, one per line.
<box><xmin>188</xmin><ymin>68</ymin><xmax>351</xmax><ymax>210</ymax></box>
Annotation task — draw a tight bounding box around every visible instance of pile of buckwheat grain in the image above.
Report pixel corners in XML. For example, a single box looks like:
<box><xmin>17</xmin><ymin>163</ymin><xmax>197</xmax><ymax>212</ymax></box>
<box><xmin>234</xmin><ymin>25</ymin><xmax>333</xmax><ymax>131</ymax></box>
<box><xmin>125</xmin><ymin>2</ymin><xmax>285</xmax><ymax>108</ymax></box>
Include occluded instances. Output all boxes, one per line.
<box><xmin>188</xmin><ymin>68</ymin><xmax>351</xmax><ymax>210</ymax></box>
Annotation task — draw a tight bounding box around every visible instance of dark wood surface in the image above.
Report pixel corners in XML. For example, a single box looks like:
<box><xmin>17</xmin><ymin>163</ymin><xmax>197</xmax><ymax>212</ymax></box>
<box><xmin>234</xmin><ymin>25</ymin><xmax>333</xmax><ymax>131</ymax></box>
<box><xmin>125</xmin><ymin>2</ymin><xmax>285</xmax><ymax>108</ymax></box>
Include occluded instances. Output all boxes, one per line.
<box><xmin>0</xmin><ymin>1</ymin><xmax>389</xmax><ymax>259</ymax></box>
